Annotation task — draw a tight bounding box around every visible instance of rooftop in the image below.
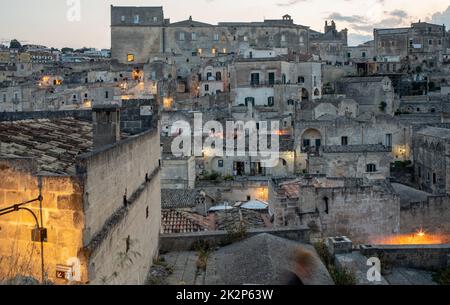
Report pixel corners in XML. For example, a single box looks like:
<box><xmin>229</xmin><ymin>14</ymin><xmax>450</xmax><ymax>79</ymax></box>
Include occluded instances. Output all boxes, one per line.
<box><xmin>417</xmin><ymin>127</ymin><xmax>450</xmax><ymax>140</ymax></box>
<box><xmin>0</xmin><ymin>118</ymin><xmax>93</xmax><ymax>175</ymax></box>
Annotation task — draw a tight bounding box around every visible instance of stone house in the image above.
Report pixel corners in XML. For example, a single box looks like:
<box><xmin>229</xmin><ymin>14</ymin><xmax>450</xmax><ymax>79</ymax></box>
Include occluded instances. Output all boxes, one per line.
<box><xmin>269</xmin><ymin>176</ymin><xmax>400</xmax><ymax>243</ymax></box>
<box><xmin>308</xmin><ymin>144</ymin><xmax>392</xmax><ymax>179</ymax></box>
<box><xmin>0</xmin><ymin>107</ymin><xmax>161</xmax><ymax>284</ymax></box>
<box><xmin>413</xmin><ymin>126</ymin><xmax>450</xmax><ymax>195</ymax></box>
<box><xmin>309</xmin><ymin>20</ymin><xmax>348</xmax><ymax>65</ymax></box>
<box><xmin>336</xmin><ymin>76</ymin><xmax>396</xmax><ymax>115</ymax></box>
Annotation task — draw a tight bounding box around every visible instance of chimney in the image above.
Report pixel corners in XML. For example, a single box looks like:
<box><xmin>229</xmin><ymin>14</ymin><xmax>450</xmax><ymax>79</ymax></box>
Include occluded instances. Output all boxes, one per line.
<box><xmin>92</xmin><ymin>104</ymin><xmax>121</xmax><ymax>149</ymax></box>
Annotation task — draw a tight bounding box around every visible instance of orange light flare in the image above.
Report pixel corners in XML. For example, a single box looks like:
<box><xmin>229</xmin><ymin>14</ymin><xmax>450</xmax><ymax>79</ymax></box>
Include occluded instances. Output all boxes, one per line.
<box><xmin>371</xmin><ymin>229</ymin><xmax>450</xmax><ymax>245</ymax></box>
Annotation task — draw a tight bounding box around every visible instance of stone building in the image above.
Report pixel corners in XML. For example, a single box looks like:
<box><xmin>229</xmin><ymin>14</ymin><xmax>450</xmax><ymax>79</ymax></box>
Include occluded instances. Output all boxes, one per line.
<box><xmin>111</xmin><ymin>6</ymin><xmax>310</xmax><ymax>65</ymax></box>
<box><xmin>310</xmin><ymin>20</ymin><xmax>348</xmax><ymax>65</ymax></box>
<box><xmin>161</xmin><ymin>136</ymin><xmax>196</xmax><ymax>189</ymax></box>
<box><xmin>0</xmin><ymin>107</ymin><xmax>161</xmax><ymax>284</ymax></box>
<box><xmin>336</xmin><ymin>76</ymin><xmax>396</xmax><ymax>115</ymax></box>
<box><xmin>374</xmin><ymin>22</ymin><xmax>447</xmax><ymax>69</ymax></box>
<box><xmin>269</xmin><ymin>176</ymin><xmax>400</xmax><ymax>243</ymax></box>
<box><xmin>229</xmin><ymin>58</ymin><xmax>322</xmax><ymax>107</ymax></box>
<box><xmin>308</xmin><ymin>144</ymin><xmax>392</xmax><ymax>179</ymax></box>
<box><xmin>413</xmin><ymin>126</ymin><xmax>450</xmax><ymax>195</ymax></box>
<box><xmin>294</xmin><ymin>113</ymin><xmax>412</xmax><ymax>173</ymax></box>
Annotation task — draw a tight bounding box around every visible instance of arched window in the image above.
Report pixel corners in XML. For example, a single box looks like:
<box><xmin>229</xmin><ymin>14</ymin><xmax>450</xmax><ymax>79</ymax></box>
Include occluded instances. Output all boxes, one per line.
<box><xmin>314</xmin><ymin>89</ymin><xmax>320</xmax><ymax>96</ymax></box>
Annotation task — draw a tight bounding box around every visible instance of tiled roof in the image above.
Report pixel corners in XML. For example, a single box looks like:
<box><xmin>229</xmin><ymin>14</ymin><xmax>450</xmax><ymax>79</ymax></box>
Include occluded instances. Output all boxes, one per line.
<box><xmin>161</xmin><ymin>189</ymin><xmax>203</xmax><ymax>209</ymax></box>
<box><xmin>0</xmin><ymin>118</ymin><xmax>93</xmax><ymax>175</ymax></box>
<box><xmin>161</xmin><ymin>210</ymin><xmax>206</xmax><ymax>234</ymax></box>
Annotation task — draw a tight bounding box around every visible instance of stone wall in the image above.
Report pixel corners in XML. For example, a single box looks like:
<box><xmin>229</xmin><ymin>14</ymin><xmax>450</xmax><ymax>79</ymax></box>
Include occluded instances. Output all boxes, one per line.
<box><xmin>0</xmin><ymin>158</ymin><xmax>87</xmax><ymax>283</ymax></box>
<box><xmin>160</xmin><ymin>227</ymin><xmax>310</xmax><ymax>252</ymax></box>
<box><xmin>360</xmin><ymin>244</ymin><xmax>450</xmax><ymax>271</ymax></box>
<box><xmin>77</xmin><ymin>128</ymin><xmax>161</xmax><ymax>284</ymax></box>
<box><xmin>400</xmin><ymin>195</ymin><xmax>450</xmax><ymax>234</ymax></box>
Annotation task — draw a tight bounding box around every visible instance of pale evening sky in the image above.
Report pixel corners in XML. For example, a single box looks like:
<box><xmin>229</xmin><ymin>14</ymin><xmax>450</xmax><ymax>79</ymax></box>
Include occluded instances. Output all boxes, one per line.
<box><xmin>0</xmin><ymin>0</ymin><xmax>449</xmax><ymax>49</ymax></box>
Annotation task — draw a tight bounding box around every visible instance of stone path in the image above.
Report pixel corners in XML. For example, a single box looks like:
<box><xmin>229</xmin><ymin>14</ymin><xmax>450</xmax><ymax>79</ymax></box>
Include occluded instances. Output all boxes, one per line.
<box><xmin>162</xmin><ymin>251</ymin><xmax>206</xmax><ymax>285</ymax></box>
<box><xmin>385</xmin><ymin>268</ymin><xmax>437</xmax><ymax>285</ymax></box>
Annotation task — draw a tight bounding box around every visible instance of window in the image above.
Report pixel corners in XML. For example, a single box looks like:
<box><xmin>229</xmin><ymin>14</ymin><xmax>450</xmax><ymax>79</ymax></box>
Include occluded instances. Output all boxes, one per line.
<box><xmin>433</xmin><ymin>173</ymin><xmax>437</xmax><ymax>184</ymax></box>
<box><xmin>197</xmin><ymin>48</ymin><xmax>202</xmax><ymax>55</ymax></box>
<box><xmin>429</xmin><ymin>39</ymin><xmax>433</xmax><ymax>45</ymax></box>
<box><xmin>250</xmin><ymin>73</ymin><xmax>260</xmax><ymax>86</ymax></box>
<box><xmin>218</xmin><ymin>160</ymin><xmax>224</xmax><ymax>168</ymax></box>
<box><xmin>121</xmin><ymin>15</ymin><xmax>126</xmax><ymax>22</ymax></box>
<box><xmin>298</xmin><ymin>76</ymin><xmax>305</xmax><ymax>84</ymax></box>
<box><xmin>281</xmin><ymin>35</ymin><xmax>286</xmax><ymax>42</ymax></box>
<box><xmin>191</xmin><ymin>33</ymin><xmax>197</xmax><ymax>41</ymax></box>
<box><xmin>179</xmin><ymin>32</ymin><xmax>185</xmax><ymax>41</ymax></box>
<box><xmin>105</xmin><ymin>91</ymin><xmax>109</xmax><ymax>99</ymax></box>
<box><xmin>214</xmin><ymin>33</ymin><xmax>219</xmax><ymax>41</ymax></box>
<box><xmin>153</xmin><ymin>16</ymin><xmax>158</xmax><ymax>23</ymax></box>
<box><xmin>418</xmin><ymin>166</ymin><xmax>422</xmax><ymax>178</ymax></box>
<box><xmin>127</xmin><ymin>54</ymin><xmax>135</xmax><ymax>62</ymax></box>
<box><xmin>287</xmin><ymin>99</ymin><xmax>294</xmax><ymax>106</ymax></box>
<box><xmin>245</xmin><ymin>97</ymin><xmax>255</xmax><ymax>106</ymax></box>
<box><xmin>146</xmin><ymin>207</ymin><xmax>149</xmax><ymax>219</ymax></box>
<box><xmin>385</xmin><ymin>134</ymin><xmax>392</xmax><ymax>147</ymax></box>
<box><xmin>268</xmin><ymin>97</ymin><xmax>274</xmax><ymax>106</ymax></box>
<box><xmin>341</xmin><ymin>136</ymin><xmax>348</xmax><ymax>146</ymax></box>
<box><xmin>2</xmin><ymin>94</ymin><xmax>6</xmax><ymax>103</ymax></box>
<box><xmin>282</xmin><ymin>159</ymin><xmax>287</xmax><ymax>166</ymax></box>
<box><xmin>204</xmin><ymin>84</ymin><xmax>209</xmax><ymax>92</ymax></box>
<box><xmin>362</xmin><ymin>52</ymin><xmax>366</xmax><ymax>58</ymax></box>
<box><xmin>303</xmin><ymin>139</ymin><xmax>311</xmax><ymax>148</ymax></box>
<box><xmin>268</xmin><ymin>72</ymin><xmax>275</xmax><ymax>85</ymax></box>
<box><xmin>216</xmin><ymin>72</ymin><xmax>222</xmax><ymax>81</ymax></box>
<box><xmin>211</xmin><ymin>48</ymin><xmax>217</xmax><ymax>55</ymax></box>
<box><xmin>366</xmin><ymin>164</ymin><xmax>377</xmax><ymax>173</ymax></box>
<box><xmin>313</xmin><ymin>76</ymin><xmax>317</xmax><ymax>87</ymax></box>
<box><xmin>133</xmin><ymin>15</ymin><xmax>140</xmax><ymax>24</ymax></box>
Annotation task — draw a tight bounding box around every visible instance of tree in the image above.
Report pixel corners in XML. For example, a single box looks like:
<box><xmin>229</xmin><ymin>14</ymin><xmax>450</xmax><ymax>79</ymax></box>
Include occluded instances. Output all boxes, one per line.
<box><xmin>9</xmin><ymin>39</ymin><xmax>22</xmax><ymax>49</ymax></box>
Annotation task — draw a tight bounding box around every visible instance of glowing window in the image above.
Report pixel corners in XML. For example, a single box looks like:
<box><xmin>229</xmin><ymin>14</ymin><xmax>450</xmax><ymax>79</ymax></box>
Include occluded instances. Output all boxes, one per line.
<box><xmin>127</xmin><ymin>54</ymin><xmax>135</xmax><ymax>62</ymax></box>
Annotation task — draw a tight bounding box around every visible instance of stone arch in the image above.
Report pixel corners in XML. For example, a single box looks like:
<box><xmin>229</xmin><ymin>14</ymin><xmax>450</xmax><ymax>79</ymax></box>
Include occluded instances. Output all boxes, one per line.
<box><xmin>314</xmin><ymin>88</ymin><xmax>320</xmax><ymax>96</ymax></box>
<box><xmin>301</xmin><ymin>128</ymin><xmax>322</xmax><ymax>152</ymax></box>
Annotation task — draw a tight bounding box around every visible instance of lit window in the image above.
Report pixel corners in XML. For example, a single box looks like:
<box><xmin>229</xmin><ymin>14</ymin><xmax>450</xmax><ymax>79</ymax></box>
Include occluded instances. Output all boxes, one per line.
<box><xmin>212</xmin><ymin>48</ymin><xmax>217</xmax><ymax>55</ymax></box>
<box><xmin>222</xmin><ymin>48</ymin><xmax>227</xmax><ymax>54</ymax></box>
<box><xmin>197</xmin><ymin>48</ymin><xmax>203</xmax><ymax>55</ymax></box>
<box><xmin>127</xmin><ymin>54</ymin><xmax>135</xmax><ymax>62</ymax></box>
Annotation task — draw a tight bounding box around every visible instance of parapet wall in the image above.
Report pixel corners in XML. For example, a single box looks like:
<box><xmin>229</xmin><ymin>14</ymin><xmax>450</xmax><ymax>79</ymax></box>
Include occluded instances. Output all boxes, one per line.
<box><xmin>360</xmin><ymin>244</ymin><xmax>450</xmax><ymax>271</ymax></box>
<box><xmin>160</xmin><ymin>227</ymin><xmax>310</xmax><ymax>252</ymax></box>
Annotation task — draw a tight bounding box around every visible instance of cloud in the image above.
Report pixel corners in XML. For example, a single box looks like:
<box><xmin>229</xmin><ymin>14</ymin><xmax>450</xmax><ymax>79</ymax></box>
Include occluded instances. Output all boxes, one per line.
<box><xmin>389</xmin><ymin>9</ymin><xmax>408</xmax><ymax>19</ymax></box>
<box><xmin>276</xmin><ymin>0</ymin><xmax>307</xmax><ymax>7</ymax></box>
<box><xmin>348</xmin><ymin>33</ymin><xmax>373</xmax><ymax>46</ymax></box>
<box><xmin>430</xmin><ymin>5</ymin><xmax>450</xmax><ymax>27</ymax></box>
<box><xmin>327</xmin><ymin>12</ymin><xmax>365</xmax><ymax>24</ymax></box>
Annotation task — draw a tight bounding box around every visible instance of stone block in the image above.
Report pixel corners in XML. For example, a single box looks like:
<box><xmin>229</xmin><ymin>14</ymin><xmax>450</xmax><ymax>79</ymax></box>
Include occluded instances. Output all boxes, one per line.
<box><xmin>326</xmin><ymin>236</ymin><xmax>353</xmax><ymax>256</ymax></box>
<box><xmin>57</xmin><ymin>194</ymin><xmax>83</xmax><ymax>211</ymax></box>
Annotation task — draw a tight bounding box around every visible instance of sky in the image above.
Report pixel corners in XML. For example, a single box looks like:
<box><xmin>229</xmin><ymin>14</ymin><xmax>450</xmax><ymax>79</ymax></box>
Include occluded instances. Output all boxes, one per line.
<box><xmin>0</xmin><ymin>0</ymin><xmax>450</xmax><ymax>49</ymax></box>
